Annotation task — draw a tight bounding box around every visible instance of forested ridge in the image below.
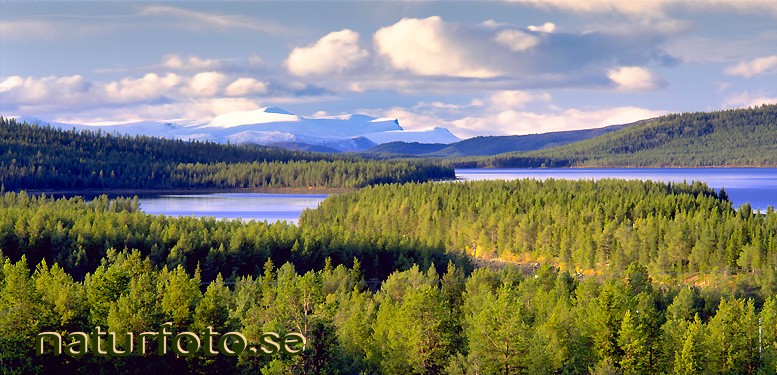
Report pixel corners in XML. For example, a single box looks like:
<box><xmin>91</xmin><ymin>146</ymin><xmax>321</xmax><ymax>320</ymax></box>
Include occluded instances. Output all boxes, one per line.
<box><xmin>302</xmin><ymin>179</ymin><xmax>777</xmax><ymax>292</ymax></box>
<box><xmin>0</xmin><ymin>117</ymin><xmax>454</xmax><ymax>190</ymax></box>
<box><xmin>366</xmin><ymin>124</ymin><xmax>626</xmax><ymax>157</ymax></box>
<box><xmin>452</xmin><ymin>104</ymin><xmax>777</xmax><ymax>168</ymax></box>
<box><xmin>2</xmin><ymin>178</ymin><xmax>777</xmax><ymax>373</ymax></box>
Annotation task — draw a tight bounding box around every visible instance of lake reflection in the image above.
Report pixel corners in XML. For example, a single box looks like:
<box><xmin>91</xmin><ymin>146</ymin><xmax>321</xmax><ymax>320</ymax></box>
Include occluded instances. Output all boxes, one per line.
<box><xmin>139</xmin><ymin>193</ymin><xmax>328</xmax><ymax>224</ymax></box>
<box><xmin>456</xmin><ymin>168</ymin><xmax>777</xmax><ymax>212</ymax></box>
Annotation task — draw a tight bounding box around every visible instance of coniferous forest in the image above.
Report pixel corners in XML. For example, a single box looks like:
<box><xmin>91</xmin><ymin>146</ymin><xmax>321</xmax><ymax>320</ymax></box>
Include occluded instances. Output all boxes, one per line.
<box><xmin>1</xmin><ymin>110</ymin><xmax>777</xmax><ymax>374</ymax></box>
<box><xmin>451</xmin><ymin>105</ymin><xmax>777</xmax><ymax>168</ymax></box>
<box><xmin>2</xmin><ymin>180</ymin><xmax>777</xmax><ymax>374</ymax></box>
<box><xmin>0</xmin><ymin>118</ymin><xmax>454</xmax><ymax>190</ymax></box>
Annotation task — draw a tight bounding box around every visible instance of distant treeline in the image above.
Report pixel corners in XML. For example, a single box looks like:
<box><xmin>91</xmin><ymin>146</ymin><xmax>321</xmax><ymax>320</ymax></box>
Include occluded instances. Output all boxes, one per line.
<box><xmin>0</xmin><ymin>117</ymin><xmax>454</xmax><ymax>190</ymax></box>
<box><xmin>301</xmin><ymin>179</ymin><xmax>777</xmax><ymax>294</ymax></box>
<box><xmin>448</xmin><ymin>104</ymin><xmax>777</xmax><ymax>168</ymax></box>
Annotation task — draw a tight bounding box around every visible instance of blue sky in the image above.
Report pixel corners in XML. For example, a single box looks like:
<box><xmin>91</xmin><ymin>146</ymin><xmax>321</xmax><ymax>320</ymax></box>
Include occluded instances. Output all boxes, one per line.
<box><xmin>1</xmin><ymin>1</ymin><xmax>776</xmax><ymax>138</ymax></box>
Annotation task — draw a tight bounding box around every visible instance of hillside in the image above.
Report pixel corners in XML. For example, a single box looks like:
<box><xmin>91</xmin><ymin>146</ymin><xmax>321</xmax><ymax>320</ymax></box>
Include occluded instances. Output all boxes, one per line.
<box><xmin>366</xmin><ymin>141</ymin><xmax>449</xmax><ymax>155</ymax></box>
<box><xmin>366</xmin><ymin>124</ymin><xmax>626</xmax><ymax>157</ymax></box>
<box><xmin>0</xmin><ymin>118</ymin><xmax>455</xmax><ymax>191</ymax></box>
<box><xmin>463</xmin><ymin>105</ymin><xmax>777</xmax><ymax>167</ymax></box>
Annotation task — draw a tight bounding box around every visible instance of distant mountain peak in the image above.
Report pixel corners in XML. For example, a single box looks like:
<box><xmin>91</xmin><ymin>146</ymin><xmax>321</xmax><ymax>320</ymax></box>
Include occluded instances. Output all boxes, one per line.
<box><xmin>208</xmin><ymin>108</ymin><xmax>301</xmax><ymax>128</ymax></box>
<box><xmin>19</xmin><ymin>107</ymin><xmax>461</xmax><ymax>152</ymax></box>
<box><xmin>261</xmin><ymin>106</ymin><xmax>293</xmax><ymax>115</ymax></box>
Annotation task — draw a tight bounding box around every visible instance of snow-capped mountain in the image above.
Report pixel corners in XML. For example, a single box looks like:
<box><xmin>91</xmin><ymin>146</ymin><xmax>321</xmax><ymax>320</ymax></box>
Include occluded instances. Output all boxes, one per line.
<box><xmin>15</xmin><ymin>107</ymin><xmax>461</xmax><ymax>152</ymax></box>
<box><xmin>362</xmin><ymin>127</ymin><xmax>460</xmax><ymax>144</ymax></box>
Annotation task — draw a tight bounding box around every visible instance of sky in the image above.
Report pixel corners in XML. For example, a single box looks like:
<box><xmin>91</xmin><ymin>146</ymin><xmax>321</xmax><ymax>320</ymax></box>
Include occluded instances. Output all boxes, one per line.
<box><xmin>1</xmin><ymin>1</ymin><xmax>776</xmax><ymax>139</ymax></box>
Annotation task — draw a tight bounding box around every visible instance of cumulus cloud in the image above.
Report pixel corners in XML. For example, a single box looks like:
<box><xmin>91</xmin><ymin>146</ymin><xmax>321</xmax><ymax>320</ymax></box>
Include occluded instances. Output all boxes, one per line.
<box><xmin>161</xmin><ymin>54</ymin><xmax>223</xmax><ymax>71</ymax></box>
<box><xmin>608</xmin><ymin>66</ymin><xmax>665</xmax><ymax>91</ymax></box>
<box><xmin>104</xmin><ymin>73</ymin><xmax>182</xmax><ymax>102</ymax></box>
<box><xmin>57</xmin><ymin>98</ymin><xmax>263</xmax><ymax>125</ymax></box>
<box><xmin>374</xmin><ymin>17</ymin><xmax>503</xmax><ymax>78</ymax></box>
<box><xmin>287</xmin><ymin>29</ymin><xmax>369</xmax><ymax>76</ymax></box>
<box><xmin>0</xmin><ymin>75</ymin><xmax>94</xmax><ymax>111</ymax></box>
<box><xmin>368</xmin><ymin>15</ymin><xmax>674</xmax><ymax>90</ymax></box>
<box><xmin>225</xmin><ymin>78</ymin><xmax>268</xmax><ymax>96</ymax></box>
<box><xmin>182</xmin><ymin>72</ymin><xmax>227</xmax><ymax>97</ymax></box>
<box><xmin>1</xmin><ymin>70</ymin><xmax>272</xmax><ymax>120</ymax></box>
<box><xmin>494</xmin><ymin>30</ymin><xmax>540</xmax><ymax>52</ymax></box>
<box><xmin>724</xmin><ymin>55</ymin><xmax>777</xmax><ymax>78</ymax></box>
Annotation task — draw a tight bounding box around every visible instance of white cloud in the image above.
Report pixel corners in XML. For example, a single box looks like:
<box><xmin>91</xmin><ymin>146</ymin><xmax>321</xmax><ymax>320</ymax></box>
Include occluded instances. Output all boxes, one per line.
<box><xmin>0</xmin><ymin>70</ymin><xmax>269</xmax><ymax>120</ymax></box>
<box><xmin>56</xmin><ymin>98</ymin><xmax>262</xmax><ymax>125</ymax></box>
<box><xmin>161</xmin><ymin>54</ymin><xmax>223</xmax><ymax>71</ymax></box>
<box><xmin>494</xmin><ymin>30</ymin><xmax>540</xmax><ymax>52</ymax></box>
<box><xmin>608</xmin><ymin>66</ymin><xmax>665</xmax><ymax>91</ymax></box>
<box><xmin>0</xmin><ymin>75</ymin><xmax>93</xmax><ymax>109</ymax></box>
<box><xmin>374</xmin><ymin>17</ymin><xmax>501</xmax><ymax>78</ymax></box>
<box><xmin>0</xmin><ymin>76</ymin><xmax>24</xmax><ymax>92</ymax></box>
<box><xmin>367</xmin><ymin>15</ymin><xmax>673</xmax><ymax>90</ymax></box>
<box><xmin>286</xmin><ymin>29</ymin><xmax>369</xmax><ymax>76</ymax></box>
<box><xmin>527</xmin><ymin>22</ymin><xmax>556</xmax><ymax>33</ymax></box>
<box><xmin>724</xmin><ymin>55</ymin><xmax>777</xmax><ymax>78</ymax></box>
<box><xmin>370</xmin><ymin>94</ymin><xmax>665</xmax><ymax>139</ymax></box>
<box><xmin>183</xmin><ymin>72</ymin><xmax>227</xmax><ymax>97</ymax></box>
<box><xmin>104</xmin><ymin>73</ymin><xmax>182</xmax><ymax>102</ymax></box>
<box><xmin>489</xmin><ymin>90</ymin><xmax>551</xmax><ymax>108</ymax></box>
<box><xmin>225</xmin><ymin>78</ymin><xmax>268</xmax><ymax>96</ymax></box>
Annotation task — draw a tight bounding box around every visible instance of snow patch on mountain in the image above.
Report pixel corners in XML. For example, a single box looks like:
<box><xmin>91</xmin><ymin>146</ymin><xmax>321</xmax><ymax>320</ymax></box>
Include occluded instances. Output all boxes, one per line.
<box><xmin>363</xmin><ymin>127</ymin><xmax>460</xmax><ymax>144</ymax></box>
<box><xmin>209</xmin><ymin>107</ymin><xmax>301</xmax><ymax>128</ymax></box>
<box><xmin>14</xmin><ymin>107</ymin><xmax>460</xmax><ymax>152</ymax></box>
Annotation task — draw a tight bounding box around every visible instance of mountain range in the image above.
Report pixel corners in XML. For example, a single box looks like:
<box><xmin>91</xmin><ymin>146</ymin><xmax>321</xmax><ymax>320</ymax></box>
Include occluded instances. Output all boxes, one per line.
<box><xmin>365</xmin><ymin>124</ymin><xmax>627</xmax><ymax>157</ymax></box>
<box><xmin>16</xmin><ymin>107</ymin><xmax>461</xmax><ymax>152</ymax></box>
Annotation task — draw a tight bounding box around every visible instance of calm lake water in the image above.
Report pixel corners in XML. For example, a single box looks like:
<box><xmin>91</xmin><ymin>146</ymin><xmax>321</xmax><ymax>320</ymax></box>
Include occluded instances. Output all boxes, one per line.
<box><xmin>456</xmin><ymin>168</ymin><xmax>777</xmax><ymax>212</ymax></box>
<box><xmin>138</xmin><ymin>168</ymin><xmax>777</xmax><ymax>222</ymax></box>
<box><xmin>139</xmin><ymin>193</ymin><xmax>328</xmax><ymax>224</ymax></box>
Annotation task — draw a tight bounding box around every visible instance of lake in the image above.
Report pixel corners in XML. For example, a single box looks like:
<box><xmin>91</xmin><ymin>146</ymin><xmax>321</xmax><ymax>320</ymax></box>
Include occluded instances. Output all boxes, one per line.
<box><xmin>139</xmin><ymin>193</ymin><xmax>328</xmax><ymax>224</ymax></box>
<box><xmin>456</xmin><ymin>168</ymin><xmax>777</xmax><ymax>212</ymax></box>
<box><xmin>138</xmin><ymin>168</ymin><xmax>777</xmax><ymax>222</ymax></box>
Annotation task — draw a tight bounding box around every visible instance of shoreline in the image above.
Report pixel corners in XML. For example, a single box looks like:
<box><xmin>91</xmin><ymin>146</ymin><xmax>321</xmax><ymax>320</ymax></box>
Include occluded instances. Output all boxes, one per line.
<box><xmin>15</xmin><ymin>186</ymin><xmax>354</xmax><ymax>198</ymax></box>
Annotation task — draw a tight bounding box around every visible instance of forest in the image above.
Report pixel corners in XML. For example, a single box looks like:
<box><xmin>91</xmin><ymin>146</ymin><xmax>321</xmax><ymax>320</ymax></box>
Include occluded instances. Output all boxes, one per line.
<box><xmin>450</xmin><ymin>104</ymin><xmax>777</xmax><ymax>168</ymax></box>
<box><xmin>3</xmin><ymin>107</ymin><xmax>777</xmax><ymax>374</ymax></box>
<box><xmin>0</xmin><ymin>118</ymin><xmax>454</xmax><ymax>191</ymax></box>
<box><xmin>2</xmin><ymin>177</ymin><xmax>777</xmax><ymax>374</ymax></box>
